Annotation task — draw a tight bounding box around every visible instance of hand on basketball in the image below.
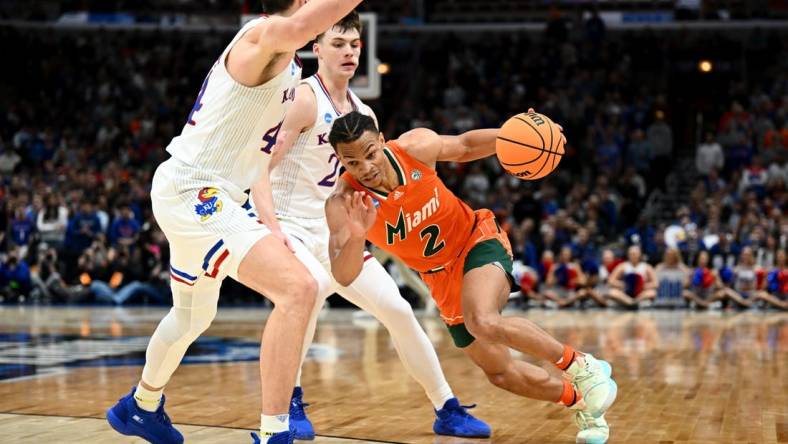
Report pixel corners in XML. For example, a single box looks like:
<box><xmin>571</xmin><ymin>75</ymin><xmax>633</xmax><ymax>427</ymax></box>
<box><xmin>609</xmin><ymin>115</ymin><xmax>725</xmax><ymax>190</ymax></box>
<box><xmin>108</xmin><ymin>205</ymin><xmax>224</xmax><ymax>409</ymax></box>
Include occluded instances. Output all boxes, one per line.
<box><xmin>527</xmin><ymin>107</ymin><xmax>567</xmax><ymax>146</ymax></box>
<box><xmin>345</xmin><ymin>191</ymin><xmax>376</xmax><ymax>239</ymax></box>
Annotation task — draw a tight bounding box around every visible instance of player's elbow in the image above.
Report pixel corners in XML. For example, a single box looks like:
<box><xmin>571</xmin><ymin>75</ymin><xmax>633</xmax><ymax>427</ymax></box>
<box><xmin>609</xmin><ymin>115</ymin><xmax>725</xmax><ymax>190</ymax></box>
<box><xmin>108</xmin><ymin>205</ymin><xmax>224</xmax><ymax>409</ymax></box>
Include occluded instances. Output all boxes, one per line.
<box><xmin>332</xmin><ymin>265</ymin><xmax>360</xmax><ymax>287</ymax></box>
<box><xmin>285</xmin><ymin>18</ymin><xmax>319</xmax><ymax>48</ymax></box>
<box><xmin>260</xmin><ymin>18</ymin><xmax>316</xmax><ymax>53</ymax></box>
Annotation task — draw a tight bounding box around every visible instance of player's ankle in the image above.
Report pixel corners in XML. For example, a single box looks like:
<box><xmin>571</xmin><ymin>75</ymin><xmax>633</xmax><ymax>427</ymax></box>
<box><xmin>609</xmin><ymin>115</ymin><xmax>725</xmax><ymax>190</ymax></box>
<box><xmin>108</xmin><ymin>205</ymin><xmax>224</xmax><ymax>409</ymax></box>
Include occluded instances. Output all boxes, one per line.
<box><xmin>557</xmin><ymin>380</ymin><xmax>582</xmax><ymax>408</ymax></box>
<box><xmin>134</xmin><ymin>382</ymin><xmax>163</xmax><ymax>412</ymax></box>
<box><xmin>555</xmin><ymin>344</ymin><xmax>579</xmax><ymax>371</ymax></box>
<box><xmin>260</xmin><ymin>413</ymin><xmax>289</xmax><ymax>437</ymax></box>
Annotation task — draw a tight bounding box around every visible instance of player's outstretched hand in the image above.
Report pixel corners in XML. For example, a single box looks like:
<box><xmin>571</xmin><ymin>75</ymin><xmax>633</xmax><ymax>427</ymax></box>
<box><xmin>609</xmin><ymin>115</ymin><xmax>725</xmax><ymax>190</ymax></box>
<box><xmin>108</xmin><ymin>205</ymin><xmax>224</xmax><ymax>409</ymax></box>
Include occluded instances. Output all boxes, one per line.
<box><xmin>527</xmin><ymin>107</ymin><xmax>567</xmax><ymax>146</ymax></box>
<box><xmin>345</xmin><ymin>191</ymin><xmax>376</xmax><ymax>239</ymax></box>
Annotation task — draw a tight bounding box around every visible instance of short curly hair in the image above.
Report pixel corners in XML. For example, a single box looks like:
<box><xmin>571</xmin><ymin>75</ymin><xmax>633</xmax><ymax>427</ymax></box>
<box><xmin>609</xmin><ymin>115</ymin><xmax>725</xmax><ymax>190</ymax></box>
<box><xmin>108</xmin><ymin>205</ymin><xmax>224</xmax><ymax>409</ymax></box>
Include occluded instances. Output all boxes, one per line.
<box><xmin>316</xmin><ymin>11</ymin><xmax>362</xmax><ymax>42</ymax></box>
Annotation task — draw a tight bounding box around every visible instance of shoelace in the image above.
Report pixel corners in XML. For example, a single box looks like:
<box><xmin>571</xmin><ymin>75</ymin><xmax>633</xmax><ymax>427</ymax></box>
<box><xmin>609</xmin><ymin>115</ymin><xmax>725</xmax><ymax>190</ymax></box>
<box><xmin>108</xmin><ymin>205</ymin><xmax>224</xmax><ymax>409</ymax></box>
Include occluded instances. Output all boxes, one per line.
<box><xmin>571</xmin><ymin>361</ymin><xmax>597</xmax><ymax>386</ymax></box>
<box><xmin>448</xmin><ymin>403</ymin><xmax>478</xmax><ymax>417</ymax></box>
<box><xmin>574</xmin><ymin>411</ymin><xmax>607</xmax><ymax>430</ymax></box>
<box><xmin>289</xmin><ymin>397</ymin><xmax>310</xmax><ymax>419</ymax></box>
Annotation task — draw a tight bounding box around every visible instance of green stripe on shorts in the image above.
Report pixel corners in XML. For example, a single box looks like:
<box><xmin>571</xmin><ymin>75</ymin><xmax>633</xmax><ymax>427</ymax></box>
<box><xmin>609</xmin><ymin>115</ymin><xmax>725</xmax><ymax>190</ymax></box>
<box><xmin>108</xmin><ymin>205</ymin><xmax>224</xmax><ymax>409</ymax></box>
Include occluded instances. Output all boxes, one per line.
<box><xmin>463</xmin><ymin>239</ymin><xmax>514</xmax><ymax>276</ymax></box>
<box><xmin>447</xmin><ymin>323</ymin><xmax>475</xmax><ymax>348</ymax></box>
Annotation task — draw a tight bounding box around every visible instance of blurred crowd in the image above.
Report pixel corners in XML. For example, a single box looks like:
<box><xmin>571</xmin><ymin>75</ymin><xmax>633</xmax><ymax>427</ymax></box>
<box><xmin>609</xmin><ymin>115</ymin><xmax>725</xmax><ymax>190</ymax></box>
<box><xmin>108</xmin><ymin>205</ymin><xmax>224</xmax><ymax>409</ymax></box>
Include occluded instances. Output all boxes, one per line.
<box><xmin>0</xmin><ymin>19</ymin><xmax>785</xmax><ymax>309</ymax></box>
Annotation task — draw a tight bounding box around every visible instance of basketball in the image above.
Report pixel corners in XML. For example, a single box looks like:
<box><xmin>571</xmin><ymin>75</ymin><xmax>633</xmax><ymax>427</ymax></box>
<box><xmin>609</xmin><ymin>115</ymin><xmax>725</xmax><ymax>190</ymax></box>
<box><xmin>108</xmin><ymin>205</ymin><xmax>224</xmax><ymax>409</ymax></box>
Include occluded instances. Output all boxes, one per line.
<box><xmin>496</xmin><ymin>112</ymin><xmax>565</xmax><ymax>180</ymax></box>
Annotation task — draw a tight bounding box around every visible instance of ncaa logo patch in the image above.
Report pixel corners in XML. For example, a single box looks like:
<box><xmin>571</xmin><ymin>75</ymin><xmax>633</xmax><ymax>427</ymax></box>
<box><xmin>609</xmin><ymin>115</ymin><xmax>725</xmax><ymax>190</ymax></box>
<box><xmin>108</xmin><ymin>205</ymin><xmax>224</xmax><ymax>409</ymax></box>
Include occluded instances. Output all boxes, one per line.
<box><xmin>194</xmin><ymin>187</ymin><xmax>223</xmax><ymax>221</ymax></box>
<box><xmin>324</xmin><ymin>113</ymin><xmax>334</xmax><ymax>124</ymax></box>
<box><xmin>411</xmin><ymin>169</ymin><xmax>422</xmax><ymax>181</ymax></box>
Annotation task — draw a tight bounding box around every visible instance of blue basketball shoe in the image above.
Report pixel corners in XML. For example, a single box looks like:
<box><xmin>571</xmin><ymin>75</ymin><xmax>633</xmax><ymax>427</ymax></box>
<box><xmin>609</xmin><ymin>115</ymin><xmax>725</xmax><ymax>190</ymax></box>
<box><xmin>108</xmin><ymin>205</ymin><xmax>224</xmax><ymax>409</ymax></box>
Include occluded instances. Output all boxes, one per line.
<box><xmin>251</xmin><ymin>431</ymin><xmax>294</xmax><ymax>444</ymax></box>
<box><xmin>106</xmin><ymin>387</ymin><xmax>183</xmax><ymax>444</ymax></box>
<box><xmin>289</xmin><ymin>387</ymin><xmax>315</xmax><ymax>440</ymax></box>
<box><xmin>433</xmin><ymin>398</ymin><xmax>491</xmax><ymax>438</ymax></box>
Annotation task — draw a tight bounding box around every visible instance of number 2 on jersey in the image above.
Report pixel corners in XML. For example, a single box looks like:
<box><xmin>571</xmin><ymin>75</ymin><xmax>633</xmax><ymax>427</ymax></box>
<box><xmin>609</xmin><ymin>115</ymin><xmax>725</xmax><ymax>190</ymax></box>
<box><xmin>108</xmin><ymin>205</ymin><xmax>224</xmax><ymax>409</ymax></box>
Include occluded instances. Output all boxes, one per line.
<box><xmin>318</xmin><ymin>153</ymin><xmax>341</xmax><ymax>187</ymax></box>
<box><xmin>419</xmin><ymin>225</ymin><xmax>445</xmax><ymax>257</ymax></box>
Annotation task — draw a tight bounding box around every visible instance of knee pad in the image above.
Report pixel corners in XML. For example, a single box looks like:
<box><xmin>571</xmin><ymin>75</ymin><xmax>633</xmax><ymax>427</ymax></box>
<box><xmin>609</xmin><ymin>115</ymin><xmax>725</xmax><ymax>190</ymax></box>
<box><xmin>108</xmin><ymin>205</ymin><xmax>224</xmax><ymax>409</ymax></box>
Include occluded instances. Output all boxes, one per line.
<box><xmin>159</xmin><ymin>283</ymin><xmax>220</xmax><ymax>345</ymax></box>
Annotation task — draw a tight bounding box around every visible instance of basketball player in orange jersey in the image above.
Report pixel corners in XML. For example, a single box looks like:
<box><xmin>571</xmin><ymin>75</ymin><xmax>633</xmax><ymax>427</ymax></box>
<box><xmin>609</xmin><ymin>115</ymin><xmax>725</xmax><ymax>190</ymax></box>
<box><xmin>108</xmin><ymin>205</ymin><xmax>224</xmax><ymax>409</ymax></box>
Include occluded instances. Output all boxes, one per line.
<box><xmin>324</xmin><ymin>111</ymin><xmax>618</xmax><ymax>443</ymax></box>
<box><xmin>260</xmin><ymin>12</ymin><xmax>488</xmax><ymax>439</ymax></box>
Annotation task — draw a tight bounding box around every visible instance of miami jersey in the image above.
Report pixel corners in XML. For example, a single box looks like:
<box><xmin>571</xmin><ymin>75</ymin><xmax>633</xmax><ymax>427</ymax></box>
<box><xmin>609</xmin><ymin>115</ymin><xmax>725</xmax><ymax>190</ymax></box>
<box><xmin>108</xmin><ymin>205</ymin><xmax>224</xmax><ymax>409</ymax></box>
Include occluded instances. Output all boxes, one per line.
<box><xmin>273</xmin><ymin>74</ymin><xmax>372</xmax><ymax>219</ymax></box>
<box><xmin>342</xmin><ymin>141</ymin><xmax>476</xmax><ymax>273</ymax></box>
<box><xmin>166</xmin><ymin>16</ymin><xmax>302</xmax><ymax>196</ymax></box>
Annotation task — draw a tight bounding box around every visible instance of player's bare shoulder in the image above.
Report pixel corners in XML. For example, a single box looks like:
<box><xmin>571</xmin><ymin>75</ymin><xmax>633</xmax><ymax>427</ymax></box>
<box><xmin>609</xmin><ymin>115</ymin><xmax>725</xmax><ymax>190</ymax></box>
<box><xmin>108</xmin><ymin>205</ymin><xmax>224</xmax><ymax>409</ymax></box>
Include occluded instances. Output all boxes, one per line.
<box><xmin>394</xmin><ymin>128</ymin><xmax>442</xmax><ymax>168</ymax></box>
<box><xmin>292</xmin><ymin>82</ymin><xmax>319</xmax><ymax>129</ymax></box>
<box><xmin>226</xmin><ymin>18</ymin><xmax>290</xmax><ymax>87</ymax></box>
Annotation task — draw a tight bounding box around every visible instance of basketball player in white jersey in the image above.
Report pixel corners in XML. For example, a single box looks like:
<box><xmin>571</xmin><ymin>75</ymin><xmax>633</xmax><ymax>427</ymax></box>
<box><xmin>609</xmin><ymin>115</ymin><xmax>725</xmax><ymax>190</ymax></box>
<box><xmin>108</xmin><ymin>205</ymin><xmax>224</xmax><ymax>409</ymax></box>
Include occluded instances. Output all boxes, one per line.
<box><xmin>106</xmin><ymin>2</ymin><xmax>363</xmax><ymax>444</ymax></box>
<box><xmin>261</xmin><ymin>12</ymin><xmax>490</xmax><ymax>440</ymax></box>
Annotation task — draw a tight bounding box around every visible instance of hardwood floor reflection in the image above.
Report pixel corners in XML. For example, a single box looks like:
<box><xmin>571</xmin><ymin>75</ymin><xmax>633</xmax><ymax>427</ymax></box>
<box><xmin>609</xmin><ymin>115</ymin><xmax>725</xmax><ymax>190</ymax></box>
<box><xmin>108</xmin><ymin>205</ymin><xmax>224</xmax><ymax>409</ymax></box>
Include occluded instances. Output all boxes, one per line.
<box><xmin>0</xmin><ymin>306</ymin><xmax>785</xmax><ymax>443</ymax></box>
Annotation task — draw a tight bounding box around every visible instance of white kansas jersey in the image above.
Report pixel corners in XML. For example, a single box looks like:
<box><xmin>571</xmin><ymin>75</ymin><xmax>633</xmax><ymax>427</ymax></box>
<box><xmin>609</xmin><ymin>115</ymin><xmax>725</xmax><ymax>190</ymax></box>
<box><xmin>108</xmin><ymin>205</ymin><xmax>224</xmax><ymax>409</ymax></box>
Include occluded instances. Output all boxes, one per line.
<box><xmin>272</xmin><ymin>74</ymin><xmax>373</xmax><ymax>219</ymax></box>
<box><xmin>166</xmin><ymin>15</ymin><xmax>302</xmax><ymax>196</ymax></box>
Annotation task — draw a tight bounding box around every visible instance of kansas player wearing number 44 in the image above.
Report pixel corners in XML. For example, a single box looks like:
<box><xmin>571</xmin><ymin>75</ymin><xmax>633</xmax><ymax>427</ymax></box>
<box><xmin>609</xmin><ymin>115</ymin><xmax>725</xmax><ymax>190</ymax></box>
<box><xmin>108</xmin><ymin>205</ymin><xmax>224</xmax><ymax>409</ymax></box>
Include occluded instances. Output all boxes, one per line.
<box><xmin>259</xmin><ymin>11</ymin><xmax>491</xmax><ymax>440</ymax></box>
<box><xmin>105</xmin><ymin>1</ymin><xmax>364</xmax><ymax>444</ymax></box>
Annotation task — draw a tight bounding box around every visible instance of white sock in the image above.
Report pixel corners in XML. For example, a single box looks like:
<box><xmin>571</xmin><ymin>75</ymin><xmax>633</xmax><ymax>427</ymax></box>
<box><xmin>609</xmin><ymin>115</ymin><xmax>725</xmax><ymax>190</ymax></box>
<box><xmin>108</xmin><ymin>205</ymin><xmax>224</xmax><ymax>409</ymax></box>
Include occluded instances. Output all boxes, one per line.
<box><xmin>428</xmin><ymin>387</ymin><xmax>455</xmax><ymax>410</ymax></box>
<box><xmin>260</xmin><ymin>413</ymin><xmax>289</xmax><ymax>437</ymax></box>
<box><xmin>134</xmin><ymin>383</ymin><xmax>163</xmax><ymax>412</ymax></box>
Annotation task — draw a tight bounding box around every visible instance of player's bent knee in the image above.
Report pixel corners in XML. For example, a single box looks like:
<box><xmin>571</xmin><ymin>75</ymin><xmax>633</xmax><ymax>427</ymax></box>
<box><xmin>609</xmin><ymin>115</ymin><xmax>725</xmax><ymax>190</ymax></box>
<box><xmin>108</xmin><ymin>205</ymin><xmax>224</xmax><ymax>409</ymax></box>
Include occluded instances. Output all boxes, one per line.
<box><xmin>274</xmin><ymin>275</ymin><xmax>318</xmax><ymax>318</ymax></box>
<box><xmin>485</xmin><ymin>371</ymin><xmax>510</xmax><ymax>390</ymax></box>
<box><xmin>465</xmin><ymin>313</ymin><xmax>502</xmax><ymax>342</ymax></box>
<box><xmin>484</xmin><ymin>366</ymin><xmax>524</xmax><ymax>391</ymax></box>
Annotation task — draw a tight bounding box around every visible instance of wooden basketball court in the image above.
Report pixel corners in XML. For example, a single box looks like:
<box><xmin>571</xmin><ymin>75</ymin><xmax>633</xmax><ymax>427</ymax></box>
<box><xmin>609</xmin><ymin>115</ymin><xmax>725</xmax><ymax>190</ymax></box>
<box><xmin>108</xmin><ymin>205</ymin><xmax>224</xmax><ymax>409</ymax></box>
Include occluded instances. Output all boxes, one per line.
<box><xmin>0</xmin><ymin>306</ymin><xmax>785</xmax><ymax>443</ymax></box>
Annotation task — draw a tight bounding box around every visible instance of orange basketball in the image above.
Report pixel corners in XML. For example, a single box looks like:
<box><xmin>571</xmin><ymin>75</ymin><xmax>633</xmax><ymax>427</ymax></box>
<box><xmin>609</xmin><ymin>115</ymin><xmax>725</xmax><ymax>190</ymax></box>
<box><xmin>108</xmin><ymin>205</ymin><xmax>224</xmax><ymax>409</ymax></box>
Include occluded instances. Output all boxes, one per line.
<box><xmin>496</xmin><ymin>112</ymin><xmax>565</xmax><ymax>180</ymax></box>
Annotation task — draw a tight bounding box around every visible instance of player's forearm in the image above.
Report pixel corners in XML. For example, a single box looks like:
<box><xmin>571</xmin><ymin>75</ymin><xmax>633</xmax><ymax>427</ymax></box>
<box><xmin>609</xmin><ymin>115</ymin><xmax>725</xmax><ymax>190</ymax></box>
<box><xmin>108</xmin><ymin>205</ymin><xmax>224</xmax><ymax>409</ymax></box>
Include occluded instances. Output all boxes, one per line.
<box><xmin>456</xmin><ymin>129</ymin><xmax>498</xmax><ymax>162</ymax></box>
<box><xmin>330</xmin><ymin>235</ymin><xmax>366</xmax><ymax>287</ymax></box>
<box><xmin>289</xmin><ymin>0</ymin><xmax>364</xmax><ymax>45</ymax></box>
<box><xmin>251</xmin><ymin>174</ymin><xmax>283</xmax><ymax>232</ymax></box>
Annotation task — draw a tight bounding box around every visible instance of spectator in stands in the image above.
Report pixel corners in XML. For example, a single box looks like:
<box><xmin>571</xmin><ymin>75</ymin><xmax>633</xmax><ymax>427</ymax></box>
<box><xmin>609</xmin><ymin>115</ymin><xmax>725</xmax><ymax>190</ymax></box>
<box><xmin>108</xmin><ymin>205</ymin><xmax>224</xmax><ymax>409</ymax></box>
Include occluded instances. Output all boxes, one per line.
<box><xmin>109</xmin><ymin>203</ymin><xmax>141</xmax><ymax>247</ymax></box>
<box><xmin>755</xmin><ymin>249</ymin><xmax>787</xmax><ymax>310</ymax></box>
<box><xmin>654</xmin><ymin>248</ymin><xmax>692</xmax><ymax>307</ymax></box>
<box><xmin>0</xmin><ymin>145</ymin><xmax>21</xmax><ymax>175</ymax></box>
<box><xmin>647</xmin><ymin>110</ymin><xmax>673</xmax><ymax>190</ymax></box>
<box><xmin>29</xmin><ymin>245</ymin><xmax>88</xmax><ymax>303</ymax></box>
<box><xmin>762</xmin><ymin>118</ymin><xmax>788</xmax><ymax>158</ymax></box>
<box><xmin>462</xmin><ymin>163</ymin><xmax>490</xmax><ymax>209</ymax></box>
<box><xmin>64</xmin><ymin>200</ymin><xmax>102</xmax><ymax>256</ymax></box>
<box><xmin>716</xmin><ymin>246</ymin><xmax>762</xmax><ymax>308</ymax></box>
<box><xmin>606</xmin><ymin>245</ymin><xmax>658</xmax><ymax>307</ymax></box>
<box><xmin>686</xmin><ymin>250</ymin><xmax>721</xmax><ymax>308</ymax></box>
<box><xmin>542</xmin><ymin>246</ymin><xmax>586</xmax><ymax>308</ymax></box>
<box><xmin>91</xmin><ymin>246</ymin><xmax>163</xmax><ymax>305</ymax></box>
<box><xmin>595</xmin><ymin>129</ymin><xmax>622</xmax><ymax>177</ymax></box>
<box><xmin>703</xmin><ymin>168</ymin><xmax>727</xmax><ymax>195</ymax></box>
<box><xmin>709</xmin><ymin>232</ymin><xmax>740</xmax><ymax>270</ymax></box>
<box><xmin>587</xmin><ymin>249</ymin><xmax>618</xmax><ymax>305</ymax></box>
<box><xmin>0</xmin><ymin>248</ymin><xmax>30</xmax><ymax>302</ymax></box>
<box><xmin>695</xmin><ymin>131</ymin><xmax>724</xmax><ymax>176</ymax></box>
<box><xmin>738</xmin><ymin>156</ymin><xmax>770</xmax><ymax>198</ymax></box>
<box><xmin>765</xmin><ymin>152</ymin><xmax>787</xmax><ymax>188</ymax></box>
<box><xmin>9</xmin><ymin>206</ymin><xmax>34</xmax><ymax>258</ymax></box>
<box><xmin>627</xmin><ymin>129</ymin><xmax>651</xmax><ymax>175</ymax></box>
<box><xmin>36</xmin><ymin>193</ymin><xmax>68</xmax><ymax>250</ymax></box>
